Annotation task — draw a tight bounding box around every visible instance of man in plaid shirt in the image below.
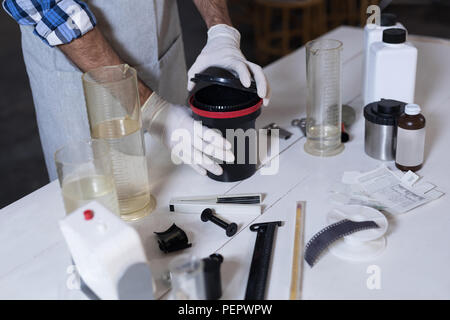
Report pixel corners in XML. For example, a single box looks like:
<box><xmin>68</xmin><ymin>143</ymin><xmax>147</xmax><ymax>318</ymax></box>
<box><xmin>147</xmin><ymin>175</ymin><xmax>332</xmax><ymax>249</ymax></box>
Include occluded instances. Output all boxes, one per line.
<box><xmin>3</xmin><ymin>0</ymin><xmax>96</xmax><ymax>46</ymax></box>
<box><xmin>3</xmin><ymin>0</ymin><xmax>270</xmax><ymax>180</ymax></box>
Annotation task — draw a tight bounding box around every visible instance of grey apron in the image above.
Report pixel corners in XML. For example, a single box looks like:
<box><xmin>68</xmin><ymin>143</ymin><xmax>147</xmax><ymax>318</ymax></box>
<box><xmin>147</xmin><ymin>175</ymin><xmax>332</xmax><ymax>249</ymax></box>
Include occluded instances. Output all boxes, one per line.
<box><xmin>20</xmin><ymin>0</ymin><xmax>188</xmax><ymax>181</ymax></box>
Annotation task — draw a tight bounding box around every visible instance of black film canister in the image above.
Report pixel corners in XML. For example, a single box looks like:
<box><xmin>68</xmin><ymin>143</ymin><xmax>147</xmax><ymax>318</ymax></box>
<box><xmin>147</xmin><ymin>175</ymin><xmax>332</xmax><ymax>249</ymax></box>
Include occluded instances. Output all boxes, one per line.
<box><xmin>202</xmin><ymin>254</ymin><xmax>224</xmax><ymax>300</ymax></box>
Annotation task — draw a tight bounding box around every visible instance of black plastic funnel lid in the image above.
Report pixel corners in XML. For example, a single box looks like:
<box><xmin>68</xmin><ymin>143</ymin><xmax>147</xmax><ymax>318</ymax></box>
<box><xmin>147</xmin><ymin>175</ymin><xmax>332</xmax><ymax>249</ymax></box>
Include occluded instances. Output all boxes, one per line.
<box><xmin>192</xmin><ymin>84</ymin><xmax>261</xmax><ymax>112</ymax></box>
<box><xmin>364</xmin><ymin>99</ymin><xmax>406</xmax><ymax>125</ymax></box>
<box><xmin>380</xmin><ymin>13</ymin><xmax>397</xmax><ymax>27</ymax></box>
<box><xmin>383</xmin><ymin>28</ymin><xmax>406</xmax><ymax>44</ymax></box>
<box><xmin>377</xmin><ymin>99</ymin><xmax>401</xmax><ymax>114</ymax></box>
<box><xmin>191</xmin><ymin>67</ymin><xmax>257</xmax><ymax>93</ymax></box>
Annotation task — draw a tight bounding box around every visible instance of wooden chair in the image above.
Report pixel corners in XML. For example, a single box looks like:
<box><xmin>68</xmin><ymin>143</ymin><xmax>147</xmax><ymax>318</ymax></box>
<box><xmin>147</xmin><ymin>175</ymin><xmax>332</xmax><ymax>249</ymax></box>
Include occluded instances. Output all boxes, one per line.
<box><xmin>227</xmin><ymin>0</ymin><xmax>255</xmax><ymax>27</ymax></box>
<box><xmin>253</xmin><ymin>0</ymin><xmax>327</xmax><ymax>64</ymax></box>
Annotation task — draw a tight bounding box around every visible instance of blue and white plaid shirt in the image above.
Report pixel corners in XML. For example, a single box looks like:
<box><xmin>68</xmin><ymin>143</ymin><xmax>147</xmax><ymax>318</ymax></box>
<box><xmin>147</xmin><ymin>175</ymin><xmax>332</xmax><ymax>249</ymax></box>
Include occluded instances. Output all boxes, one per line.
<box><xmin>3</xmin><ymin>0</ymin><xmax>96</xmax><ymax>46</ymax></box>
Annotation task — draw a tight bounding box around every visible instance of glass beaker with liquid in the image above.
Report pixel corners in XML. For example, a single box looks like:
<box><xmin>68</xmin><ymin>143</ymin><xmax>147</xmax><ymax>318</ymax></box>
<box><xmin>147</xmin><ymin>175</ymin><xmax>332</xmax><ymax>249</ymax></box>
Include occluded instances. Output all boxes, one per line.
<box><xmin>305</xmin><ymin>39</ymin><xmax>344</xmax><ymax>157</ymax></box>
<box><xmin>55</xmin><ymin>139</ymin><xmax>120</xmax><ymax>215</ymax></box>
<box><xmin>82</xmin><ymin>64</ymin><xmax>156</xmax><ymax>221</ymax></box>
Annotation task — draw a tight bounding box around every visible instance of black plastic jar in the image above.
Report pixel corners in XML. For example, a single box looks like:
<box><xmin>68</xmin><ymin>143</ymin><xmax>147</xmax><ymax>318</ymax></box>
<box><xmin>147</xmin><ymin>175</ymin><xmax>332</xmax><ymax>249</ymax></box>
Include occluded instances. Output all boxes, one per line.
<box><xmin>189</xmin><ymin>68</ymin><xmax>262</xmax><ymax>182</ymax></box>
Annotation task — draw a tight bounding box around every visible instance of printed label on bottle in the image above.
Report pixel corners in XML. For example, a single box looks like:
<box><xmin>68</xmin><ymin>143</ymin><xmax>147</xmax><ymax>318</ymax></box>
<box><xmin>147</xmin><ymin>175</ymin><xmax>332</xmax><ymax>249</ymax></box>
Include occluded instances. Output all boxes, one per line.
<box><xmin>396</xmin><ymin>127</ymin><xmax>426</xmax><ymax>167</ymax></box>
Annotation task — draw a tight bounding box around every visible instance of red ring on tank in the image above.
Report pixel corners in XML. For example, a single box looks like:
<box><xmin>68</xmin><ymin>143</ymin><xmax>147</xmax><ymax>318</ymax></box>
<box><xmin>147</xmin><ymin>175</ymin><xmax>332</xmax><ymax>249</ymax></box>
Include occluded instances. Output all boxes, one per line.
<box><xmin>189</xmin><ymin>96</ymin><xmax>262</xmax><ymax>119</ymax></box>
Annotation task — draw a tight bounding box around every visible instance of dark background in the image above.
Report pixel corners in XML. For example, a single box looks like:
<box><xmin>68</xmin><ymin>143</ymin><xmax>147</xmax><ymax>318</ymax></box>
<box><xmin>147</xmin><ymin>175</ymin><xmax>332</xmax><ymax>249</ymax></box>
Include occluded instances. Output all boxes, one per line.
<box><xmin>1</xmin><ymin>0</ymin><xmax>449</xmax><ymax>209</ymax></box>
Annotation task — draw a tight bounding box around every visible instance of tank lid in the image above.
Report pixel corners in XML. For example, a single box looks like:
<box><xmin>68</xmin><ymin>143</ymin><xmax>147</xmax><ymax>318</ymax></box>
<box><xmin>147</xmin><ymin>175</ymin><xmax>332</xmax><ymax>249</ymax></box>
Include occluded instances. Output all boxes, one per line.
<box><xmin>364</xmin><ymin>99</ymin><xmax>406</xmax><ymax>125</ymax></box>
<box><xmin>377</xmin><ymin>99</ymin><xmax>402</xmax><ymax>114</ymax></box>
<box><xmin>383</xmin><ymin>28</ymin><xmax>406</xmax><ymax>44</ymax></box>
<box><xmin>381</xmin><ymin>13</ymin><xmax>397</xmax><ymax>27</ymax></box>
<box><xmin>190</xmin><ymin>67</ymin><xmax>257</xmax><ymax>93</ymax></box>
<box><xmin>405</xmin><ymin>103</ymin><xmax>421</xmax><ymax>115</ymax></box>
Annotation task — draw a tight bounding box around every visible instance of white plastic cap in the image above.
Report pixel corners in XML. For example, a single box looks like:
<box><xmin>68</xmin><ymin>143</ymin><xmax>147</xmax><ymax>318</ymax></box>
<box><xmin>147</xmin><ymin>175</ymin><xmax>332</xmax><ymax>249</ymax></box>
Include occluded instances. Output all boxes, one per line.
<box><xmin>405</xmin><ymin>104</ymin><xmax>421</xmax><ymax>115</ymax></box>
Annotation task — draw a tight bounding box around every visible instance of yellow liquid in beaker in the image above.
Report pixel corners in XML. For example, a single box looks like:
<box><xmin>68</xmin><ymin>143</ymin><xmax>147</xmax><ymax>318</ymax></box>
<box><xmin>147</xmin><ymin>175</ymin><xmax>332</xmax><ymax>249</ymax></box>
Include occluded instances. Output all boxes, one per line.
<box><xmin>62</xmin><ymin>175</ymin><xmax>119</xmax><ymax>215</ymax></box>
<box><xmin>92</xmin><ymin>118</ymin><xmax>155</xmax><ymax>220</ymax></box>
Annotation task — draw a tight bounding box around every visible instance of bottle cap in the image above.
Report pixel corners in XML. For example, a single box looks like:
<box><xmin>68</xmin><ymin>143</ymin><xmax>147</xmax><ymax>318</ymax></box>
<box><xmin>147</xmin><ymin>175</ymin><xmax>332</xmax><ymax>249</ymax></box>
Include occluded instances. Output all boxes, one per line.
<box><xmin>363</xmin><ymin>99</ymin><xmax>405</xmax><ymax>126</ymax></box>
<box><xmin>383</xmin><ymin>28</ymin><xmax>406</xmax><ymax>44</ymax></box>
<box><xmin>405</xmin><ymin>104</ymin><xmax>421</xmax><ymax>115</ymax></box>
<box><xmin>380</xmin><ymin>13</ymin><xmax>397</xmax><ymax>27</ymax></box>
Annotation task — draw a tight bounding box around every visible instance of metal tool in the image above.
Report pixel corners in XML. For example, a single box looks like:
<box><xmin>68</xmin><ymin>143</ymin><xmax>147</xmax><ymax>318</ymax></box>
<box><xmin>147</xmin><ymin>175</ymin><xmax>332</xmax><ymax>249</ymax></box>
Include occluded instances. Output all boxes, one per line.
<box><xmin>201</xmin><ymin>208</ymin><xmax>238</xmax><ymax>237</ymax></box>
<box><xmin>342</xmin><ymin>104</ymin><xmax>356</xmax><ymax>143</ymax></box>
<box><xmin>291</xmin><ymin>118</ymin><xmax>307</xmax><ymax>136</ymax></box>
<box><xmin>263</xmin><ymin>123</ymin><xmax>293</xmax><ymax>140</ymax></box>
<box><xmin>245</xmin><ymin>221</ymin><xmax>283</xmax><ymax>300</ymax></box>
<box><xmin>292</xmin><ymin>105</ymin><xmax>355</xmax><ymax>143</ymax></box>
<box><xmin>217</xmin><ymin>195</ymin><xmax>261</xmax><ymax>204</ymax></box>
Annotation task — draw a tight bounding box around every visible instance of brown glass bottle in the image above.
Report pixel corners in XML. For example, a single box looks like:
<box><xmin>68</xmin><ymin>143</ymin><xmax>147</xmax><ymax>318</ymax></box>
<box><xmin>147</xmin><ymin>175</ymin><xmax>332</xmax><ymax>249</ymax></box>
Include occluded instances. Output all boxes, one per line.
<box><xmin>395</xmin><ymin>104</ymin><xmax>426</xmax><ymax>172</ymax></box>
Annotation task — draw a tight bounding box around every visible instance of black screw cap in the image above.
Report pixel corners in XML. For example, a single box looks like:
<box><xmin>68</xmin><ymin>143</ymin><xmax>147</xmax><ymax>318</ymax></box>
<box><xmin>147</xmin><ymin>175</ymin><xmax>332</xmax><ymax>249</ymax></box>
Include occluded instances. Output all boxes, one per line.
<box><xmin>383</xmin><ymin>28</ymin><xmax>406</xmax><ymax>44</ymax></box>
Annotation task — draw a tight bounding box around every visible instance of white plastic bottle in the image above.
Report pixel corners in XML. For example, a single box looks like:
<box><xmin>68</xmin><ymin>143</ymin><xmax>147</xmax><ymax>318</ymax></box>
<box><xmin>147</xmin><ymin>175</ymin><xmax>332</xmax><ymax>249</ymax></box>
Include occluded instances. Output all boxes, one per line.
<box><xmin>366</xmin><ymin>28</ymin><xmax>417</xmax><ymax>105</ymax></box>
<box><xmin>363</xmin><ymin>14</ymin><xmax>405</xmax><ymax>106</ymax></box>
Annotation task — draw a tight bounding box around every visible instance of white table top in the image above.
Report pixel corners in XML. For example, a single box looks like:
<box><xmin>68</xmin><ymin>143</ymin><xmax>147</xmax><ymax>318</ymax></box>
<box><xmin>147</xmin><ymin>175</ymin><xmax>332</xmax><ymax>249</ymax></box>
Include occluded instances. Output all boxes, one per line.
<box><xmin>1</xmin><ymin>26</ymin><xmax>450</xmax><ymax>300</ymax></box>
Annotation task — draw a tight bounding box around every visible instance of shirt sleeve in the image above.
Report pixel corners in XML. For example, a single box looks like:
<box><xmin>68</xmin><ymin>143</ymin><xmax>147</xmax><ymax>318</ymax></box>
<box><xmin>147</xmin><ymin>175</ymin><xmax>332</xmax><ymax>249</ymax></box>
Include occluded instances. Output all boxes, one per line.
<box><xmin>3</xmin><ymin>0</ymin><xmax>97</xmax><ymax>46</ymax></box>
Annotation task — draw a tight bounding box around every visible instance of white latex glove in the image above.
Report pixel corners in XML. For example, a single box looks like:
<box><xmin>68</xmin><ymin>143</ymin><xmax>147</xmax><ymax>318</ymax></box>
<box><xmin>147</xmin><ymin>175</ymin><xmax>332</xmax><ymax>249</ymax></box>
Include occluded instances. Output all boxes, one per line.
<box><xmin>188</xmin><ymin>24</ymin><xmax>271</xmax><ymax>106</ymax></box>
<box><xmin>141</xmin><ymin>93</ymin><xmax>235</xmax><ymax>176</ymax></box>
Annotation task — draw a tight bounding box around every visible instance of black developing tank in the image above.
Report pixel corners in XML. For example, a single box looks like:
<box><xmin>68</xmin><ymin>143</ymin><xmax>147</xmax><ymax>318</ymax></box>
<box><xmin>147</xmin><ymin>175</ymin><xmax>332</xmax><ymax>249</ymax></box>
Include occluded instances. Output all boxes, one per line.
<box><xmin>189</xmin><ymin>67</ymin><xmax>262</xmax><ymax>182</ymax></box>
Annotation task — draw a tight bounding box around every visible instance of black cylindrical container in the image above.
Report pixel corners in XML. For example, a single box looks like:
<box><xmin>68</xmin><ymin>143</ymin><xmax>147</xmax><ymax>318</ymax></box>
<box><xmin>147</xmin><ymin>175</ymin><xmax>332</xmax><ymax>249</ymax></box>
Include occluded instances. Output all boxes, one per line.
<box><xmin>202</xmin><ymin>254</ymin><xmax>223</xmax><ymax>300</ymax></box>
<box><xmin>189</xmin><ymin>68</ymin><xmax>262</xmax><ymax>182</ymax></box>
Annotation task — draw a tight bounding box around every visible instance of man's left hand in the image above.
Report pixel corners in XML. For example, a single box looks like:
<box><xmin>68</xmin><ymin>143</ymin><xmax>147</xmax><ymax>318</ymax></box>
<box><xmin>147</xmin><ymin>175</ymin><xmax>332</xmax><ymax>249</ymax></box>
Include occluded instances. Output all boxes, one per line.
<box><xmin>187</xmin><ymin>24</ymin><xmax>271</xmax><ymax>106</ymax></box>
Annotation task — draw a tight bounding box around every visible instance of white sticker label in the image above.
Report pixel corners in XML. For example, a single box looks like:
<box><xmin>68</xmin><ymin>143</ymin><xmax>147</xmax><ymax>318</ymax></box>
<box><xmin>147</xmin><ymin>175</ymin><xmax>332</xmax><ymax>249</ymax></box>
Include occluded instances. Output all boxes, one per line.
<box><xmin>396</xmin><ymin>127</ymin><xmax>426</xmax><ymax>167</ymax></box>
<box><xmin>401</xmin><ymin>170</ymin><xmax>419</xmax><ymax>187</ymax></box>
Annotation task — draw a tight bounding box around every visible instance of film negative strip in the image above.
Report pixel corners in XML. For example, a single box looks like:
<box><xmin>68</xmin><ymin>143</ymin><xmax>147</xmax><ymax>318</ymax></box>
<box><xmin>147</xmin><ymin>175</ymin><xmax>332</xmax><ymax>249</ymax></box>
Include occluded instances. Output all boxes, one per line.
<box><xmin>304</xmin><ymin>219</ymin><xmax>379</xmax><ymax>267</ymax></box>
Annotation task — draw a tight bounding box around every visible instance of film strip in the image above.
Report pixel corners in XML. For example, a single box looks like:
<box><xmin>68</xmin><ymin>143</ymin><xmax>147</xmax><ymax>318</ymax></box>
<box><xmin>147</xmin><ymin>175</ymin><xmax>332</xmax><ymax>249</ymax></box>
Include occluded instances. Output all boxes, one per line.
<box><xmin>304</xmin><ymin>219</ymin><xmax>379</xmax><ymax>267</ymax></box>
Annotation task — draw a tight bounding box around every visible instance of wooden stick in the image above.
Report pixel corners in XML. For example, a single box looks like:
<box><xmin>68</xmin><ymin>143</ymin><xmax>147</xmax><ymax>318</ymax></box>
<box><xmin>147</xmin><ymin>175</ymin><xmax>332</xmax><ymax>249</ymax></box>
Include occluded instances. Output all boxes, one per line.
<box><xmin>290</xmin><ymin>201</ymin><xmax>306</xmax><ymax>300</ymax></box>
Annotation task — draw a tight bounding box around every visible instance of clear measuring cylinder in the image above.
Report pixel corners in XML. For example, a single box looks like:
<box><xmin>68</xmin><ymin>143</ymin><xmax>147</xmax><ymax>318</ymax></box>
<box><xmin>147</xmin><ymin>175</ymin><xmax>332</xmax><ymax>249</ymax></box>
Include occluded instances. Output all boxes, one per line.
<box><xmin>305</xmin><ymin>39</ymin><xmax>344</xmax><ymax>157</ymax></box>
<box><xmin>82</xmin><ymin>64</ymin><xmax>156</xmax><ymax>221</ymax></box>
<box><xmin>169</xmin><ymin>255</ymin><xmax>206</xmax><ymax>300</ymax></box>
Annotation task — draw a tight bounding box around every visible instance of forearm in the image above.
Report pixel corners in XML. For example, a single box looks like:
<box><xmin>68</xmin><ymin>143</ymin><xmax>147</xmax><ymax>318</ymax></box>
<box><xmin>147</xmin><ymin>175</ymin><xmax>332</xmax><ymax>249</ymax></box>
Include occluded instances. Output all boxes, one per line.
<box><xmin>192</xmin><ymin>0</ymin><xmax>232</xmax><ymax>28</ymax></box>
<box><xmin>59</xmin><ymin>27</ymin><xmax>122</xmax><ymax>72</ymax></box>
<box><xmin>59</xmin><ymin>27</ymin><xmax>152</xmax><ymax>104</ymax></box>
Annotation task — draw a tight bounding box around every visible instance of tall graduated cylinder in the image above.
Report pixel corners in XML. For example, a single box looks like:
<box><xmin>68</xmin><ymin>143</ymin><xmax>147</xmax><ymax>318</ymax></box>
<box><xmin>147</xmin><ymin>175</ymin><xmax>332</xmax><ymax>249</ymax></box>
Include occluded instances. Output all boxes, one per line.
<box><xmin>305</xmin><ymin>39</ymin><xmax>344</xmax><ymax>157</ymax></box>
<box><xmin>82</xmin><ymin>65</ymin><xmax>155</xmax><ymax>221</ymax></box>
